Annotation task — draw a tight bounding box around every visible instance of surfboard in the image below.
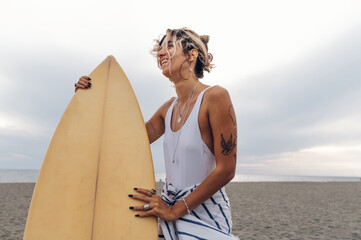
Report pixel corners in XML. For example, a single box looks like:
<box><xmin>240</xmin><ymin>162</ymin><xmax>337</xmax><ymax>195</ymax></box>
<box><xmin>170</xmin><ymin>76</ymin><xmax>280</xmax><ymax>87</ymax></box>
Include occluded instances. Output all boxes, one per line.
<box><xmin>23</xmin><ymin>56</ymin><xmax>158</xmax><ymax>239</ymax></box>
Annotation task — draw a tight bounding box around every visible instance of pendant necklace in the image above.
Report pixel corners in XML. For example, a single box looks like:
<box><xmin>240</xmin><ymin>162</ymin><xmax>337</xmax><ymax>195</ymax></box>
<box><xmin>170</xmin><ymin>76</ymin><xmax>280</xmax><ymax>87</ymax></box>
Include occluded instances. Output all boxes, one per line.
<box><xmin>177</xmin><ymin>81</ymin><xmax>200</xmax><ymax>123</ymax></box>
<box><xmin>172</xmin><ymin>81</ymin><xmax>200</xmax><ymax>163</ymax></box>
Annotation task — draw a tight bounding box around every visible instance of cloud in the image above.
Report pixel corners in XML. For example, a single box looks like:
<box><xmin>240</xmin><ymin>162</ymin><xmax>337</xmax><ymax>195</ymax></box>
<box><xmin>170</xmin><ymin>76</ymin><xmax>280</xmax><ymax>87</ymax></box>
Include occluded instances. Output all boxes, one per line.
<box><xmin>1</xmin><ymin>0</ymin><xmax>361</xmax><ymax>177</ymax></box>
<box><xmin>8</xmin><ymin>153</ymin><xmax>30</xmax><ymax>159</ymax></box>
<box><xmin>237</xmin><ymin>142</ymin><xmax>361</xmax><ymax>177</ymax></box>
<box><xmin>0</xmin><ymin>46</ymin><xmax>172</xmax><ymax>170</ymax></box>
<box><xmin>0</xmin><ymin>110</ymin><xmax>50</xmax><ymax>138</ymax></box>
<box><xmin>231</xmin><ymin>27</ymin><xmax>361</xmax><ymax>160</ymax></box>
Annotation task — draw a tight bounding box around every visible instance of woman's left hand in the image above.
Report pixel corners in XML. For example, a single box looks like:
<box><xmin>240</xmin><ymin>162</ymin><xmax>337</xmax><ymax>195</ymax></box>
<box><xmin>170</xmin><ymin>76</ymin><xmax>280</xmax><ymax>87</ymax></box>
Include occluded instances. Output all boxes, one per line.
<box><xmin>129</xmin><ymin>188</ymin><xmax>177</xmax><ymax>221</ymax></box>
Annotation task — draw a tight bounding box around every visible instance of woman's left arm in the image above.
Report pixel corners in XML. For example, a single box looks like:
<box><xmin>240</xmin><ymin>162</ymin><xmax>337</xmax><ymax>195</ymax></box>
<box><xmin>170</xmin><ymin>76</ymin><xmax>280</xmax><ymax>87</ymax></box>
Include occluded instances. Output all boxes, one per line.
<box><xmin>129</xmin><ymin>86</ymin><xmax>237</xmax><ymax>221</ymax></box>
<box><xmin>169</xmin><ymin>86</ymin><xmax>237</xmax><ymax>218</ymax></box>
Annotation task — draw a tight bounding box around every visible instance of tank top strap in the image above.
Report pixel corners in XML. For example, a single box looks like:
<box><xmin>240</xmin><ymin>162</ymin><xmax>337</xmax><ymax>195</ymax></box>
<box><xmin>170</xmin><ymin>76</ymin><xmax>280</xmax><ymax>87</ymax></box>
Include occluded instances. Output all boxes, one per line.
<box><xmin>192</xmin><ymin>86</ymin><xmax>212</xmax><ymax>117</ymax></box>
<box><xmin>165</xmin><ymin>98</ymin><xmax>177</xmax><ymax>130</ymax></box>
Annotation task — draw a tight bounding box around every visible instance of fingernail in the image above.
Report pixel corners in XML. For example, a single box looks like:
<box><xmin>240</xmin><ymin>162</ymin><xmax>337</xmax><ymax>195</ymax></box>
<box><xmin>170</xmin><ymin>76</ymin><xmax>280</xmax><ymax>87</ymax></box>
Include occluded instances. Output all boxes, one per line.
<box><xmin>129</xmin><ymin>206</ymin><xmax>134</xmax><ymax>209</ymax></box>
<box><xmin>88</xmin><ymin>82</ymin><xmax>92</xmax><ymax>85</ymax></box>
<box><xmin>135</xmin><ymin>214</ymin><xmax>139</xmax><ymax>217</ymax></box>
<box><xmin>128</xmin><ymin>194</ymin><xmax>133</xmax><ymax>197</ymax></box>
<box><xmin>134</xmin><ymin>188</ymin><xmax>138</xmax><ymax>190</ymax></box>
<box><xmin>87</xmin><ymin>84</ymin><xmax>91</xmax><ymax>87</ymax></box>
<box><xmin>85</xmin><ymin>86</ymin><xmax>88</xmax><ymax>89</ymax></box>
<box><xmin>88</xmin><ymin>77</ymin><xmax>91</xmax><ymax>80</ymax></box>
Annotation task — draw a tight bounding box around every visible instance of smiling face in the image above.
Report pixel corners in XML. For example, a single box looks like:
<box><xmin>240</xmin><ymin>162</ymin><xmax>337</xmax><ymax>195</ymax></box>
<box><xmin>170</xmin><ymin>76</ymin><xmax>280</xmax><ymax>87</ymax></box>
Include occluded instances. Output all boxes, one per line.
<box><xmin>157</xmin><ymin>35</ymin><xmax>189</xmax><ymax>79</ymax></box>
<box><xmin>152</xmin><ymin>28</ymin><xmax>214</xmax><ymax>80</ymax></box>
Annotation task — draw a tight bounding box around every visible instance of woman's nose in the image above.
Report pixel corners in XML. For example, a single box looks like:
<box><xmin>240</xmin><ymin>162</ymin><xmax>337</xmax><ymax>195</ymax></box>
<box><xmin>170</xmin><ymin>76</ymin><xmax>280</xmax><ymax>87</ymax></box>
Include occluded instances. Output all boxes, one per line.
<box><xmin>157</xmin><ymin>48</ymin><xmax>166</xmax><ymax>58</ymax></box>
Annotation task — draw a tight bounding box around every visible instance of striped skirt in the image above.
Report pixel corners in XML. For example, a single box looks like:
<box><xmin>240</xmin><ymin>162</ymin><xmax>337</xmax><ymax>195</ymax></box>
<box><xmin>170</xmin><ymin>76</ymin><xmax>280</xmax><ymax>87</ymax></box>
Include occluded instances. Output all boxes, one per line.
<box><xmin>159</xmin><ymin>182</ymin><xmax>240</xmax><ymax>240</ymax></box>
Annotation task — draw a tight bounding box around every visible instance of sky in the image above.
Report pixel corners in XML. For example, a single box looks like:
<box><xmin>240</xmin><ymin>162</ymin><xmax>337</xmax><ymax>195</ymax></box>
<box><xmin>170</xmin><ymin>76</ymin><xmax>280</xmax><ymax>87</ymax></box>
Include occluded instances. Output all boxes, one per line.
<box><xmin>1</xmin><ymin>0</ymin><xmax>361</xmax><ymax>177</ymax></box>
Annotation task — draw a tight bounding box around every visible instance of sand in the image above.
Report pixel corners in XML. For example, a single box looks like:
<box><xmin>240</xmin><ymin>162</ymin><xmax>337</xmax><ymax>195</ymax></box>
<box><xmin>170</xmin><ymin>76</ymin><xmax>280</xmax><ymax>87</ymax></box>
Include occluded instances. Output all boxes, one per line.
<box><xmin>225</xmin><ymin>182</ymin><xmax>361</xmax><ymax>240</ymax></box>
<box><xmin>1</xmin><ymin>182</ymin><xmax>360</xmax><ymax>240</ymax></box>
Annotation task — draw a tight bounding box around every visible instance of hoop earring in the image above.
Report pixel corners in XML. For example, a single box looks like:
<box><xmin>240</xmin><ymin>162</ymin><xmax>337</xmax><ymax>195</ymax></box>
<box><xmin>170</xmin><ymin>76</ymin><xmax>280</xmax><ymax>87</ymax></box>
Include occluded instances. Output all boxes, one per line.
<box><xmin>179</xmin><ymin>61</ymin><xmax>190</xmax><ymax>80</ymax></box>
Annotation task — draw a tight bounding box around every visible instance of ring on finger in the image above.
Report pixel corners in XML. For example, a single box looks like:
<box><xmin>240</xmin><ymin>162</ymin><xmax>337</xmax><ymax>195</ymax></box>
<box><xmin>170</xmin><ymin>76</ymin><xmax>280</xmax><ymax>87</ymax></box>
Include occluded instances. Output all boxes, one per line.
<box><xmin>150</xmin><ymin>189</ymin><xmax>156</xmax><ymax>196</ymax></box>
<box><xmin>144</xmin><ymin>203</ymin><xmax>150</xmax><ymax>211</ymax></box>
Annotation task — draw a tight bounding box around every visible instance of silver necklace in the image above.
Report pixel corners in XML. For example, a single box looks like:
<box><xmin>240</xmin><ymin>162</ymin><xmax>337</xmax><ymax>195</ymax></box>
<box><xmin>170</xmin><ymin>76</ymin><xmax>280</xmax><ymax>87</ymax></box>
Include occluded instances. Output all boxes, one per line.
<box><xmin>171</xmin><ymin>82</ymin><xmax>200</xmax><ymax>163</ymax></box>
<box><xmin>176</xmin><ymin>81</ymin><xmax>200</xmax><ymax>123</ymax></box>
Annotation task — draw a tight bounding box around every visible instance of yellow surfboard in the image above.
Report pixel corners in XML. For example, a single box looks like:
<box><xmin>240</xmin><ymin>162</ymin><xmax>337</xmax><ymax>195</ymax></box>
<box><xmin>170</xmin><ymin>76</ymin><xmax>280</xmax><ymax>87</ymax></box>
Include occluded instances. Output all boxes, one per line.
<box><xmin>24</xmin><ymin>56</ymin><xmax>158</xmax><ymax>239</ymax></box>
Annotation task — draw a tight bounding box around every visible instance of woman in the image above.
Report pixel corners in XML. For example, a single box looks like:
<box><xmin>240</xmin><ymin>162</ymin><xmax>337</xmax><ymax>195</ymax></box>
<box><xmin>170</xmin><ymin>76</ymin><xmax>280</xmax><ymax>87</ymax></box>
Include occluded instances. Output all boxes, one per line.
<box><xmin>75</xmin><ymin>28</ymin><xmax>239</xmax><ymax>240</ymax></box>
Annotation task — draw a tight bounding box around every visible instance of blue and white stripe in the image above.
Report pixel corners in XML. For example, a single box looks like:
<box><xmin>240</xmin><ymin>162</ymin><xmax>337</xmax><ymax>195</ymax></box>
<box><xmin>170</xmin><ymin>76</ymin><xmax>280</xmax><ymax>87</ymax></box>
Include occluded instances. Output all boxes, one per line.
<box><xmin>159</xmin><ymin>182</ymin><xmax>239</xmax><ymax>240</ymax></box>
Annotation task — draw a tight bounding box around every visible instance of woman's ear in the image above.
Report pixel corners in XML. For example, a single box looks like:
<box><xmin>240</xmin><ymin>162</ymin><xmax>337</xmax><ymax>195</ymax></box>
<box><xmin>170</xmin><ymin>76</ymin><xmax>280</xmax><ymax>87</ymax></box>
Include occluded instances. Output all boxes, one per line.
<box><xmin>188</xmin><ymin>49</ymin><xmax>199</xmax><ymax>63</ymax></box>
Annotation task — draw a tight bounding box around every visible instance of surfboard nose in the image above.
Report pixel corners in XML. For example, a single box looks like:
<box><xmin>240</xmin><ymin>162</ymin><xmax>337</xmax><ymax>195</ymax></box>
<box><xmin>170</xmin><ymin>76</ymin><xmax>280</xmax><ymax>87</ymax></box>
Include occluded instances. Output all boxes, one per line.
<box><xmin>107</xmin><ymin>55</ymin><xmax>116</xmax><ymax>62</ymax></box>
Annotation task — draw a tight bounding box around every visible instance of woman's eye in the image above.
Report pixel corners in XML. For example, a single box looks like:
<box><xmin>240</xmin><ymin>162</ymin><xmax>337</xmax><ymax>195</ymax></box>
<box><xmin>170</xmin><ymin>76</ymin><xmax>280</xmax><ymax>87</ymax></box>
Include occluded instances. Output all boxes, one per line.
<box><xmin>168</xmin><ymin>45</ymin><xmax>173</xmax><ymax>48</ymax></box>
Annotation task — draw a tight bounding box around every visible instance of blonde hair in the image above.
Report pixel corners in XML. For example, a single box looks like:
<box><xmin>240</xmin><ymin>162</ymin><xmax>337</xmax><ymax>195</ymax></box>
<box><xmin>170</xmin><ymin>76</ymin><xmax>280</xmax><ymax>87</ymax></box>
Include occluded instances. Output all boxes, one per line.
<box><xmin>151</xmin><ymin>27</ymin><xmax>214</xmax><ymax>79</ymax></box>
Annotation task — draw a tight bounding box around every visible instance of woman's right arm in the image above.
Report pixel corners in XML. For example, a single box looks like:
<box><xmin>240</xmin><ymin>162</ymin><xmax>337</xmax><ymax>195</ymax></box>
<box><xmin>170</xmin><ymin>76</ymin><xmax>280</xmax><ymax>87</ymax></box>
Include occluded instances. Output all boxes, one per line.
<box><xmin>146</xmin><ymin>97</ymin><xmax>175</xmax><ymax>144</ymax></box>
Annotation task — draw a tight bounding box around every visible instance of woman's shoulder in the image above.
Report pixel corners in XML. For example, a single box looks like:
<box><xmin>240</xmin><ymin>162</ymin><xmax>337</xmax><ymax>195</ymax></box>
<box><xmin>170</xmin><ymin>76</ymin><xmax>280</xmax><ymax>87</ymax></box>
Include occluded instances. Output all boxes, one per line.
<box><xmin>164</xmin><ymin>96</ymin><xmax>177</xmax><ymax>107</ymax></box>
<box><xmin>157</xmin><ymin>96</ymin><xmax>177</xmax><ymax>119</ymax></box>
<box><xmin>204</xmin><ymin>85</ymin><xmax>231</xmax><ymax>102</ymax></box>
<box><xmin>203</xmin><ymin>85</ymin><xmax>234</xmax><ymax>122</ymax></box>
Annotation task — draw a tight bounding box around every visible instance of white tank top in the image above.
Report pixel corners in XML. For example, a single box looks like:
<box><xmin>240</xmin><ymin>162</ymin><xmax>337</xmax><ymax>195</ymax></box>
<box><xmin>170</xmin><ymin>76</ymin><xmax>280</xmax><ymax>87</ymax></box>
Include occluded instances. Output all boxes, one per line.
<box><xmin>163</xmin><ymin>87</ymin><xmax>215</xmax><ymax>189</ymax></box>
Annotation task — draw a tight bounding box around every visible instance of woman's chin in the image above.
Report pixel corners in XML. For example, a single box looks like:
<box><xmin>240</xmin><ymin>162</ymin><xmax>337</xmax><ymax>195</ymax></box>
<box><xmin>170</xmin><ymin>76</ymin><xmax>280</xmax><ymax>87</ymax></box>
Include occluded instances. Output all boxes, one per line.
<box><xmin>162</xmin><ymin>70</ymin><xmax>171</xmax><ymax>79</ymax></box>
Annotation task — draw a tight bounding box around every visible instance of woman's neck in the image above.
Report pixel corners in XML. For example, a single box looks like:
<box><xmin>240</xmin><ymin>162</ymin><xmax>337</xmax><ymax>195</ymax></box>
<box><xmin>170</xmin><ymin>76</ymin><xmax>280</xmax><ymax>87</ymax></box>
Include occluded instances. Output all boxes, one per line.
<box><xmin>173</xmin><ymin>78</ymin><xmax>200</xmax><ymax>103</ymax></box>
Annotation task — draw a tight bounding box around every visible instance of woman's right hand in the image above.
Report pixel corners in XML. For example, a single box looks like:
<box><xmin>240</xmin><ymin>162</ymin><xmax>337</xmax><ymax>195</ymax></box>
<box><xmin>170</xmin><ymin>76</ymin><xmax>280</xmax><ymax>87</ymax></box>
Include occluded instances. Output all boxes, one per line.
<box><xmin>75</xmin><ymin>76</ymin><xmax>92</xmax><ymax>92</ymax></box>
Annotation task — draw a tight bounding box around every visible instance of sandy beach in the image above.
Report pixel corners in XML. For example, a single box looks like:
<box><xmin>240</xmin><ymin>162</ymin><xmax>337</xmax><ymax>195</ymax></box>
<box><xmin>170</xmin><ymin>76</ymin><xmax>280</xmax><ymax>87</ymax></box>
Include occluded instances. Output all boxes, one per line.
<box><xmin>1</xmin><ymin>182</ymin><xmax>360</xmax><ymax>239</ymax></box>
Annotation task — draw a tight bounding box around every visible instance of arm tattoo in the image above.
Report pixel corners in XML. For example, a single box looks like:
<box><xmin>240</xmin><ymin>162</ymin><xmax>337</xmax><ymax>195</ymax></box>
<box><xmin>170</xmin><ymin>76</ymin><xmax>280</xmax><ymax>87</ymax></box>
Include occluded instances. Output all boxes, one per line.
<box><xmin>146</xmin><ymin>121</ymin><xmax>161</xmax><ymax>137</ymax></box>
<box><xmin>221</xmin><ymin>105</ymin><xmax>237</xmax><ymax>159</ymax></box>
<box><xmin>229</xmin><ymin>105</ymin><xmax>236</xmax><ymax>126</ymax></box>
<box><xmin>221</xmin><ymin>133</ymin><xmax>236</xmax><ymax>155</ymax></box>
